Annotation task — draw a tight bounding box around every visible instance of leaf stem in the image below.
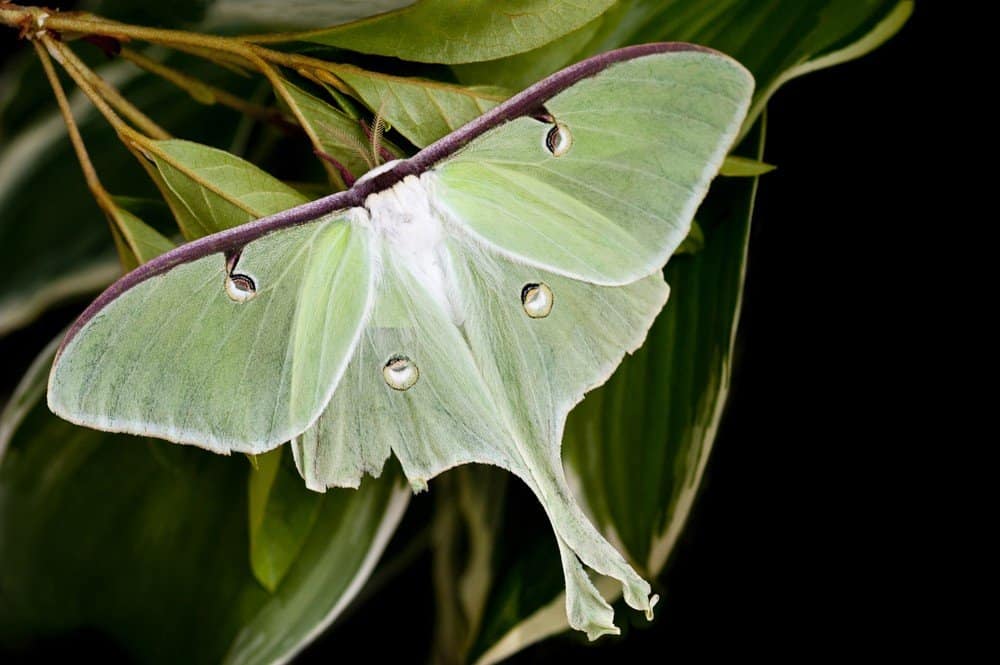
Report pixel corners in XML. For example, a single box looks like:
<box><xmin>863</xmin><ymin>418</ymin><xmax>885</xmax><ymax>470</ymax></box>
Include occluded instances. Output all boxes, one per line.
<box><xmin>118</xmin><ymin>47</ymin><xmax>297</xmax><ymax>132</ymax></box>
<box><xmin>41</xmin><ymin>36</ymin><xmax>182</xmax><ymax>195</ymax></box>
<box><xmin>32</xmin><ymin>38</ymin><xmax>116</xmax><ymax>214</ymax></box>
<box><xmin>33</xmin><ymin>36</ymin><xmax>144</xmax><ymax>267</ymax></box>
<box><xmin>309</xmin><ymin>70</ymin><xmax>359</xmax><ymax>110</ymax></box>
<box><xmin>48</xmin><ymin>39</ymin><xmax>171</xmax><ymax>140</ymax></box>
<box><xmin>41</xmin><ymin>38</ymin><xmax>183</xmax><ymax>197</ymax></box>
<box><xmin>158</xmin><ymin>41</ymin><xmax>257</xmax><ymax>75</ymax></box>
<box><xmin>0</xmin><ymin>5</ymin><xmax>356</xmax><ymax>81</ymax></box>
<box><xmin>42</xmin><ymin>35</ymin><xmax>145</xmax><ymax>147</ymax></box>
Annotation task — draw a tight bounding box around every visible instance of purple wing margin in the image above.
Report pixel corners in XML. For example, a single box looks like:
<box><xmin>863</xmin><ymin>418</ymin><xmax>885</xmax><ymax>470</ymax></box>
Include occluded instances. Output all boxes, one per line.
<box><xmin>60</xmin><ymin>42</ymin><xmax>719</xmax><ymax>349</ymax></box>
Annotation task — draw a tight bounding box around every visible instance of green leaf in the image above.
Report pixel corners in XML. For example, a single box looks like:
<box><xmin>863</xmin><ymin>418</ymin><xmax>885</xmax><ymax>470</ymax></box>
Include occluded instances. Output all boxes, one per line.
<box><xmin>297</xmin><ymin>0</ymin><xmax>617</xmax><ymax>64</ymax></box>
<box><xmin>319</xmin><ymin>81</ymin><xmax>364</xmax><ymax>120</ymax></box>
<box><xmin>0</xmin><ymin>341</ymin><xmax>410</xmax><ymax>663</ymax></box>
<box><xmin>205</xmin><ymin>0</ymin><xmax>417</xmax><ymax>30</ymax></box>
<box><xmin>112</xmin><ymin>195</ymin><xmax>183</xmax><ymax>235</ymax></box>
<box><xmin>278</xmin><ymin>80</ymin><xmax>402</xmax><ymax>182</ymax></box>
<box><xmin>720</xmin><ymin>155</ymin><xmax>776</xmax><ymax>177</ymax></box>
<box><xmin>334</xmin><ymin>66</ymin><xmax>509</xmax><ymax>148</ymax></box>
<box><xmin>145</xmin><ymin>139</ymin><xmax>309</xmax><ymax>238</ymax></box>
<box><xmin>674</xmin><ymin>219</ymin><xmax>705</xmax><ymax>255</ymax></box>
<box><xmin>452</xmin><ymin>10</ymin><xmax>610</xmax><ymax>89</ymax></box>
<box><xmin>224</xmin><ymin>472</ymin><xmax>409</xmax><ymax>665</ymax></box>
<box><xmin>452</xmin><ymin>0</ymin><xmax>912</xmax><ymax>139</ymax></box>
<box><xmin>248</xmin><ymin>447</ymin><xmax>322</xmax><ymax>592</ymax></box>
<box><xmin>108</xmin><ymin>205</ymin><xmax>176</xmax><ymax>270</ymax></box>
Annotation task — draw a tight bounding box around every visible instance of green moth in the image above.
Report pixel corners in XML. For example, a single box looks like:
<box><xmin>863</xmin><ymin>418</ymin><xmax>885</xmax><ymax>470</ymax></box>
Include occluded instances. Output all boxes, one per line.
<box><xmin>47</xmin><ymin>44</ymin><xmax>752</xmax><ymax>638</ymax></box>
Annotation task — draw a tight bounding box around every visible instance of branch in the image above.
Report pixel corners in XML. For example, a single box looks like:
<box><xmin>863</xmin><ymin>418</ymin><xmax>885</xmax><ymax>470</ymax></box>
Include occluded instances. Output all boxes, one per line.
<box><xmin>32</xmin><ymin>37</ymin><xmax>115</xmax><ymax>213</ymax></box>
<box><xmin>50</xmin><ymin>40</ymin><xmax>171</xmax><ymax>140</ymax></box>
<box><xmin>118</xmin><ymin>47</ymin><xmax>298</xmax><ymax>134</ymax></box>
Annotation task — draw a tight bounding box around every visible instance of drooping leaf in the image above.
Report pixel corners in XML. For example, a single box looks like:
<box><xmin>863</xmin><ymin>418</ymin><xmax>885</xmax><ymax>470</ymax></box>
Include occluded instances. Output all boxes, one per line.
<box><xmin>333</xmin><ymin>66</ymin><xmax>509</xmax><ymax>148</ymax></box>
<box><xmin>248</xmin><ymin>446</ymin><xmax>323</xmax><ymax>592</ymax></box>
<box><xmin>294</xmin><ymin>0</ymin><xmax>617</xmax><ymax>64</ymax></box>
<box><xmin>145</xmin><ymin>139</ymin><xmax>309</xmax><ymax>238</ymax></box>
<box><xmin>0</xmin><ymin>341</ymin><xmax>409</xmax><ymax>664</ymax></box>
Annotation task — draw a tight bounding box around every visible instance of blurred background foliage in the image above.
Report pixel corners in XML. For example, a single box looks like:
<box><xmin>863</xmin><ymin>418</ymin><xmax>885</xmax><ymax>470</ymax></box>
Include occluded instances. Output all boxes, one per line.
<box><xmin>0</xmin><ymin>1</ymin><xmax>914</xmax><ymax>662</ymax></box>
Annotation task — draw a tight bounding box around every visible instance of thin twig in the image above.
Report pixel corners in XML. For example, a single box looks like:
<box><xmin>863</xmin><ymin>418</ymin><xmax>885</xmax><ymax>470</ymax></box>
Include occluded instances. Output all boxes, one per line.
<box><xmin>153</xmin><ymin>41</ymin><xmax>256</xmax><ymax>76</ymax></box>
<box><xmin>32</xmin><ymin>38</ymin><xmax>116</xmax><ymax>213</ymax></box>
<box><xmin>0</xmin><ymin>7</ymin><xmax>356</xmax><ymax>83</ymax></box>
<box><xmin>43</xmin><ymin>35</ymin><xmax>142</xmax><ymax>143</ymax></box>
<box><xmin>48</xmin><ymin>38</ymin><xmax>170</xmax><ymax>140</ymax></box>
<box><xmin>119</xmin><ymin>47</ymin><xmax>297</xmax><ymax>132</ymax></box>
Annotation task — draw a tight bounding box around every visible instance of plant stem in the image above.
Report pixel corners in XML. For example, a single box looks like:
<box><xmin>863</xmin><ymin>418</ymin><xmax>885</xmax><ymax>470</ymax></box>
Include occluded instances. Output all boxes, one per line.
<box><xmin>3</xmin><ymin>3</ymin><xmax>359</xmax><ymax>189</ymax></box>
<box><xmin>159</xmin><ymin>41</ymin><xmax>258</xmax><ymax>74</ymax></box>
<box><xmin>0</xmin><ymin>4</ymin><xmax>356</xmax><ymax>81</ymax></box>
<box><xmin>32</xmin><ymin>38</ymin><xmax>116</xmax><ymax>214</ymax></box>
<box><xmin>33</xmin><ymin>35</ymin><xmax>141</xmax><ymax>267</ymax></box>
<box><xmin>50</xmin><ymin>40</ymin><xmax>171</xmax><ymax>140</ymax></box>
<box><xmin>42</xmin><ymin>35</ymin><xmax>144</xmax><ymax>145</ymax></box>
<box><xmin>119</xmin><ymin>47</ymin><xmax>296</xmax><ymax>131</ymax></box>
<box><xmin>40</xmin><ymin>36</ymin><xmax>203</xmax><ymax>208</ymax></box>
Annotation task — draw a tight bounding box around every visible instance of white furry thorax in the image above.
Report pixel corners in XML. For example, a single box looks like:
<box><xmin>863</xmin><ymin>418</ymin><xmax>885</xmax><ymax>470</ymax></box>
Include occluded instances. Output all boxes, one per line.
<box><xmin>363</xmin><ymin>174</ymin><xmax>442</xmax><ymax>252</ymax></box>
<box><xmin>363</xmin><ymin>172</ymin><xmax>461</xmax><ymax>323</ymax></box>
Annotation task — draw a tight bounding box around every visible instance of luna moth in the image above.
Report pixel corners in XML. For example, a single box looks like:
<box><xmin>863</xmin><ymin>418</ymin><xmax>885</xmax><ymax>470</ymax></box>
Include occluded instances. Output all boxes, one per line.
<box><xmin>47</xmin><ymin>44</ymin><xmax>752</xmax><ymax>638</ymax></box>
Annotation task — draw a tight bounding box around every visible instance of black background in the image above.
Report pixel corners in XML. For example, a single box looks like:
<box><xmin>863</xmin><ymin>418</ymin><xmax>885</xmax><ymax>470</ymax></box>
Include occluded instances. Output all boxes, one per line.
<box><xmin>0</xmin><ymin>2</ymin><xmax>933</xmax><ymax>661</ymax></box>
